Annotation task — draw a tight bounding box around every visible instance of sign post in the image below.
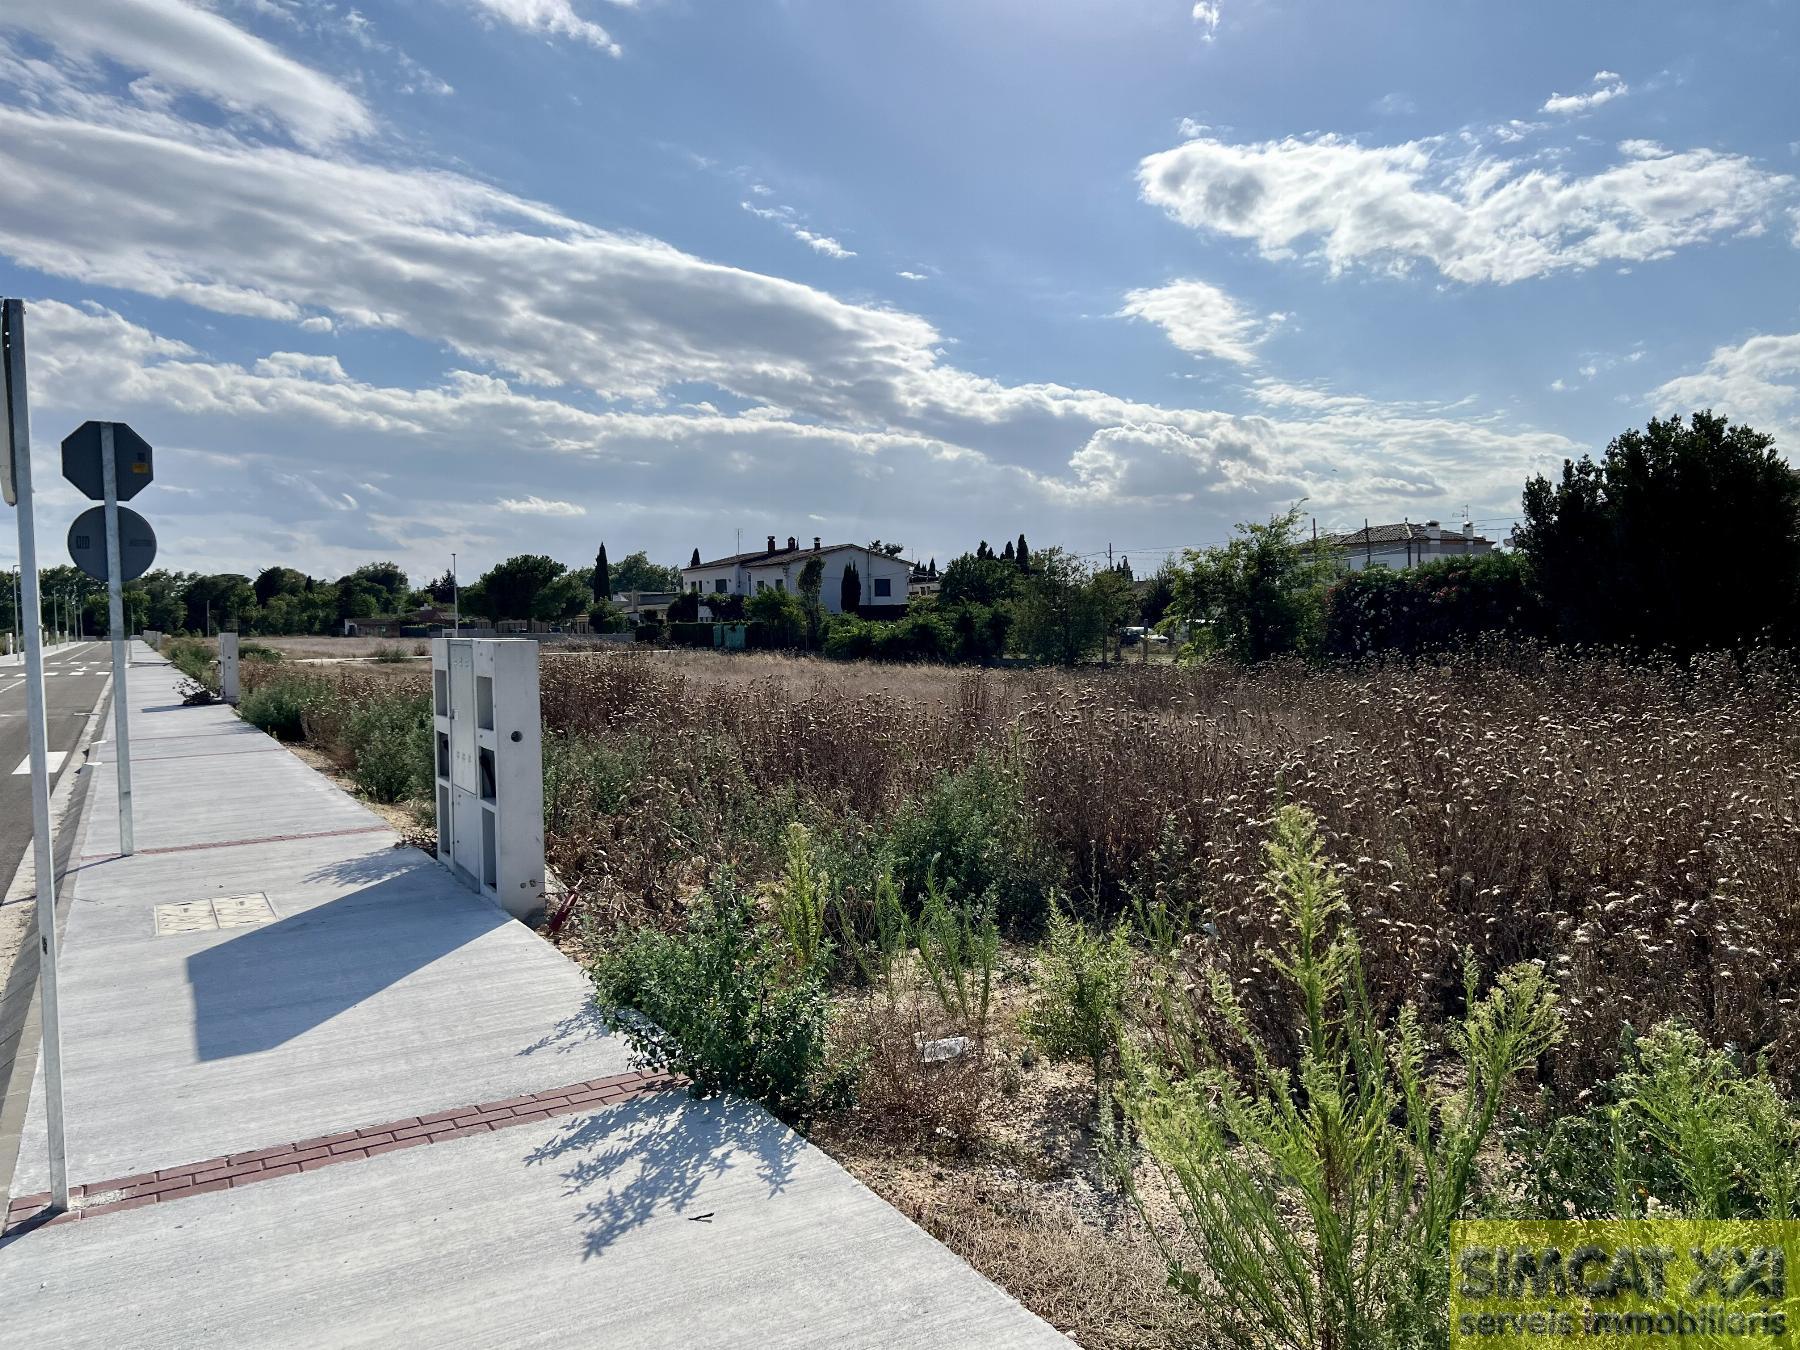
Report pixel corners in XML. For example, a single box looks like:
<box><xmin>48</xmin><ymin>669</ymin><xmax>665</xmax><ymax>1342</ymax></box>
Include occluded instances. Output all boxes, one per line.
<box><xmin>3</xmin><ymin>299</ymin><xmax>70</xmax><ymax>1212</ymax></box>
<box><xmin>63</xmin><ymin>421</ymin><xmax>154</xmax><ymax>859</ymax></box>
<box><xmin>100</xmin><ymin>426</ymin><xmax>134</xmax><ymax>855</ymax></box>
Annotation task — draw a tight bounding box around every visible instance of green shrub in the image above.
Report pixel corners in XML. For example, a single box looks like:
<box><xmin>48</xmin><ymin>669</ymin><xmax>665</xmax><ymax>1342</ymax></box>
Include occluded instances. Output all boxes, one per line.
<box><xmin>1113</xmin><ymin>805</ymin><xmax>1561</xmax><ymax>1348</ymax></box>
<box><xmin>1322</xmin><ymin>552</ymin><xmax>1547</xmax><ymax>661</ymax></box>
<box><xmin>911</xmin><ymin>869</ymin><xmax>998</xmax><ymax>1037</ymax></box>
<box><xmin>543</xmin><ymin>730</ymin><xmax>647</xmax><ymax>833</ymax></box>
<box><xmin>346</xmin><ymin>694</ymin><xmax>432</xmax><ymax>803</ymax></box>
<box><xmin>368</xmin><ymin>644</ymin><xmax>412</xmax><ymax>663</ymax></box>
<box><xmin>590</xmin><ymin>879</ymin><xmax>856</xmax><ymax>1128</ymax></box>
<box><xmin>770</xmin><ymin>823</ymin><xmax>829</xmax><ymax>975</ymax></box>
<box><xmin>238</xmin><ymin>676</ymin><xmax>321</xmax><ymax>740</ymax></box>
<box><xmin>1507</xmin><ymin>1021</ymin><xmax>1800</xmax><ymax>1220</ymax></box>
<box><xmin>164</xmin><ymin>637</ymin><xmax>217</xmax><ymax>690</ymax></box>
<box><xmin>1023</xmin><ymin>902</ymin><xmax>1132</xmax><ymax>1097</ymax></box>
<box><xmin>884</xmin><ymin>753</ymin><xmax>1060</xmax><ymax>932</ymax></box>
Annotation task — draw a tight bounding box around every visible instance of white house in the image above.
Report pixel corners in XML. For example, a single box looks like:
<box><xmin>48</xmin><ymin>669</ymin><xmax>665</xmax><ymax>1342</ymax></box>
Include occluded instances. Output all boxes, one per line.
<box><xmin>1321</xmin><ymin>519</ymin><xmax>1495</xmax><ymax>573</ymax></box>
<box><xmin>681</xmin><ymin>536</ymin><xmax>915</xmax><ymax>614</ymax></box>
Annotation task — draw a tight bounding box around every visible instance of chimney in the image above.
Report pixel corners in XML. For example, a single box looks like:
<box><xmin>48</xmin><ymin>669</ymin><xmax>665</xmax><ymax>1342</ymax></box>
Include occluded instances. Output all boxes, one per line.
<box><xmin>813</xmin><ymin>536</ymin><xmax>821</xmax><ymax>552</ymax></box>
<box><xmin>1462</xmin><ymin>520</ymin><xmax>1475</xmax><ymax>540</ymax></box>
<box><xmin>1425</xmin><ymin>519</ymin><xmax>1442</xmax><ymax>544</ymax></box>
<box><xmin>766</xmin><ymin>534</ymin><xmax>777</xmax><ymax>554</ymax></box>
<box><xmin>787</xmin><ymin>536</ymin><xmax>797</xmax><ymax>550</ymax></box>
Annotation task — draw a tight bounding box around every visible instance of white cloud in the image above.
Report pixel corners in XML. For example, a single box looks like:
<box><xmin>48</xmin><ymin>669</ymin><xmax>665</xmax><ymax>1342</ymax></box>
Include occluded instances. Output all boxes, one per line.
<box><xmin>0</xmin><ymin>107</ymin><xmax>920</xmax><ymax>411</ymax></box>
<box><xmin>0</xmin><ymin>0</ymin><xmax>372</xmax><ymax>146</ymax></box>
<box><xmin>498</xmin><ymin>495</ymin><xmax>588</xmax><ymax>516</ymax></box>
<box><xmin>299</xmin><ymin>315</ymin><xmax>334</xmax><ymax>333</ymax></box>
<box><xmin>1139</xmin><ymin>130</ymin><xmax>1794</xmax><ymax>284</ymax></box>
<box><xmin>1118</xmin><ymin>279</ymin><xmax>1270</xmax><ymax>365</ymax></box>
<box><xmin>742</xmin><ymin>202</ymin><xmax>856</xmax><ymax>259</ymax></box>
<box><xmin>17</xmin><ymin>298</ymin><xmax>1578</xmax><ymax>580</ymax></box>
<box><xmin>897</xmin><ymin>271</ymin><xmax>927</xmax><ymax>281</ymax></box>
<box><xmin>1653</xmin><ymin>332</ymin><xmax>1800</xmax><ymax>442</ymax></box>
<box><xmin>1191</xmin><ymin>2</ymin><xmax>1221</xmax><ymax>41</ymax></box>
<box><xmin>1542</xmin><ymin>70</ymin><xmax>1628</xmax><ymax>117</ymax></box>
<box><xmin>454</xmin><ymin>0</ymin><xmax>621</xmax><ymax>54</ymax></box>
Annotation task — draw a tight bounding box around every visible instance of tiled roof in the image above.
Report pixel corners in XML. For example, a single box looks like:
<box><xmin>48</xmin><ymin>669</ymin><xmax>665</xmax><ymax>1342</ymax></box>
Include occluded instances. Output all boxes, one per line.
<box><xmin>686</xmin><ymin>543</ymin><xmax>922</xmax><ymax>571</ymax></box>
<box><xmin>1321</xmin><ymin>522</ymin><xmax>1491</xmax><ymax>548</ymax></box>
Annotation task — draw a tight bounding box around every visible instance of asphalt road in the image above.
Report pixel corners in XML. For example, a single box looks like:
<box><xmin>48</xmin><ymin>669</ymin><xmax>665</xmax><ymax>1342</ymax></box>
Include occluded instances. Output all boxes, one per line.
<box><xmin>0</xmin><ymin>641</ymin><xmax>113</xmax><ymax>886</ymax></box>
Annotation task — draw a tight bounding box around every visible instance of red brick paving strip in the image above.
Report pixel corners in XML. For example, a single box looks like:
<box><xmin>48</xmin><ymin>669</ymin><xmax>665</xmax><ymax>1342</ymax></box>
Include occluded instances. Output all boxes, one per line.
<box><xmin>4</xmin><ymin>1069</ymin><xmax>680</xmax><ymax>1234</ymax></box>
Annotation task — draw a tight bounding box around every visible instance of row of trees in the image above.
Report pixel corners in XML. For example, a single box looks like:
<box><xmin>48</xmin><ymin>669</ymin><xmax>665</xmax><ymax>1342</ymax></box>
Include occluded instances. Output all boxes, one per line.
<box><xmin>1173</xmin><ymin>413</ymin><xmax>1800</xmax><ymax>664</ymax></box>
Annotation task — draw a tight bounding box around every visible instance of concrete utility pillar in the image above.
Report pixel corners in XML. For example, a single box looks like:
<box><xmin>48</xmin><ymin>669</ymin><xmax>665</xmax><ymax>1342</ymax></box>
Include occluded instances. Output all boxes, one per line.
<box><xmin>430</xmin><ymin>638</ymin><xmax>545</xmax><ymax>922</ymax></box>
<box><xmin>220</xmin><ymin>631</ymin><xmax>240</xmax><ymax>705</ymax></box>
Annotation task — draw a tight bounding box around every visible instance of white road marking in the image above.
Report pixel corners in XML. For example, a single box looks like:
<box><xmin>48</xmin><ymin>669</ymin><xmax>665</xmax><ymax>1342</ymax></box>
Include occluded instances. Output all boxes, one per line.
<box><xmin>13</xmin><ymin>751</ymin><xmax>69</xmax><ymax>774</ymax></box>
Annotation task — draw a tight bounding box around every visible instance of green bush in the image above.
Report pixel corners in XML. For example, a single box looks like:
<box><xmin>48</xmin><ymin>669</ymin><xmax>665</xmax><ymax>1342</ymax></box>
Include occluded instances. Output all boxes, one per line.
<box><xmin>238</xmin><ymin>676</ymin><xmax>322</xmax><ymax>740</ymax></box>
<box><xmin>1023</xmin><ymin>903</ymin><xmax>1132</xmax><ymax>1098</ymax></box>
<box><xmin>883</xmin><ymin>753</ymin><xmax>1061</xmax><ymax>932</ymax></box>
<box><xmin>346</xmin><ymin>694</ymin><xmax>432</xmax><ymax>803</ymax></box>
<box><xmin>1507</xmin><ymin>1021</ymin><xmax>1800</xmax><ymax>1220</ymax></box>
<box><xmin>669</xmin><ymin>621</ymin><xmax>713</xmax><ymax>648</ymax></box>
<box><xmin>1322</xmin><ymin>552</ymin><xmax>1546</xmax><ymax>660</ymax></box>
<box><xmin>543</xmin><ymin>730</ymin><xmax>648</xmax><ymax>832</ymax></box>
<box><xmin>910</xmin><ymin>869</ymin><xmax>998</xmax><ymax>1036</ymax></box>
<box><xmin>164</xmin><ymin>637</ymin><xmax>217</xmax><ymax>690</ymax></box>
<box><xmin>591</xmin><ymin>879</ymin><xmax>856</xmax><ymax>1128</ymax></box>
<box><xmin>1114</xmin><ymin>805</ymin><xmax>1561</xmax><ymax>1348</ymax></box>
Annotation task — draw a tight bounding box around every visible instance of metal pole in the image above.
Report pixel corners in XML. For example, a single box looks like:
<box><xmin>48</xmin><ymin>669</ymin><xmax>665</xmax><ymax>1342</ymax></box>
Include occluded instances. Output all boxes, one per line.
<box><xmin>451</xmin><ymin>552</ymin><xmax>459</xmax><ymax>636</ymax></box>
<box><xmin>100</xmin><ymin>424</ymin><xmax>134</xmax><ymax>856</ymax></box>
<box><xmin>5</xmin><ymin>299</ymin><xmax>70</xmax><ymax>1211</ymax></box>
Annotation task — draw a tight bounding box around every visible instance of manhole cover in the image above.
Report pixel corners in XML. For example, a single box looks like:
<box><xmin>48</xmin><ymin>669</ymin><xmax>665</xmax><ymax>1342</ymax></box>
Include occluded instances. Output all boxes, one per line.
<box><xmin>153</xmin><ymin>901</ymin><xmax>218</xmax><ymax>936</ymax></box>
<box><xmin>152</xmin><ymin>893</ymin><xmax>278</xmax><ymax>935</ymax></box>
<box><xmin>213</xmin><ymin>894</ymin><xmax>278</xmax><ymax>928</ymax></box>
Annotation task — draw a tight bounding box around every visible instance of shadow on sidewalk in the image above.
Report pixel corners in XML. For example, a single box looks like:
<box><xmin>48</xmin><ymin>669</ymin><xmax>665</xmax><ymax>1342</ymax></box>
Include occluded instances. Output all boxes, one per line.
<box><xmin>185</xmin><ymin>852</ymin><xmax>505</xmax><ymax>1061</ymax></box>
<box><xmin>524</xmin><ymin>1090</ymin><xmax>803</xmax><ymax>1260</ymax></box>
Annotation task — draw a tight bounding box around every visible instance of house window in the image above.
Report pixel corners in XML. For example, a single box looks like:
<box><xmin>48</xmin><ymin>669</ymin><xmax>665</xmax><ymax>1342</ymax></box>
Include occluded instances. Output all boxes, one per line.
<box><xmin>690</xmin><ymin>581</ymin><xmax>700</xmax><ymax>592</ymax></box>
<box><xmin>714</xmin><ymin>579</ymin><xmax>727</xmax><ymax>594</ymax></box>
<box><xmin>757</xmin><ymin>580</ymin><xmax>766</xmax><ymax>592</ymax></box>
<box><xmin>874</xmin><ymin>578</ymin><xmax>891</xmax><ymax>598</ymax></box>
<box><xmin>775</xmin><ymin>579</ymin><xmax>785</xmax><ymax>592</ymax></box>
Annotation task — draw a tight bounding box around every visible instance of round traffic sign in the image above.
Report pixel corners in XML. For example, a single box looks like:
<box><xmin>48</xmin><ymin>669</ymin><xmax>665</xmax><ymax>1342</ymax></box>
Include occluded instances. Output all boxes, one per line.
<box><xmin>68</xmin><ymin>506</ymin><xmax>157</xmax><ymax>583</ymax></box>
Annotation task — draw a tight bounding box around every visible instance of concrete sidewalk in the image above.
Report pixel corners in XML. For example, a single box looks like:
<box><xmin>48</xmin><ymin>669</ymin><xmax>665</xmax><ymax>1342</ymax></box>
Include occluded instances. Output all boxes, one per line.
<box><xmin>1</xmin><ymin>655</ymin><xmax>1067</xmax><ymax>1348</ymax></box>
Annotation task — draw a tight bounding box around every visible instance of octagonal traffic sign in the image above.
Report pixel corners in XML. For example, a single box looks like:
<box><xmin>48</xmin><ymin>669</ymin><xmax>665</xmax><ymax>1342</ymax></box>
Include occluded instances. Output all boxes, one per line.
<box><xmin>61</xmin><ymin>420</ymin><xmax>153</xmax><ymax>502</ymax></box>
<box><xmin>68</xmin><ymin>505</ymin><xmax>157</xmax><ymax>583</ymax></box>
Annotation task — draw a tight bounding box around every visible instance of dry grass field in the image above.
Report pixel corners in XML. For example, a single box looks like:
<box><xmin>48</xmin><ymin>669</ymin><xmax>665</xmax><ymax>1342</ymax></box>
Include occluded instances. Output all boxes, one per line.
<box><xmin>232</xmin><ymin>642</ymin><xmax>1800</xmax><ymax>1347</ymax></box>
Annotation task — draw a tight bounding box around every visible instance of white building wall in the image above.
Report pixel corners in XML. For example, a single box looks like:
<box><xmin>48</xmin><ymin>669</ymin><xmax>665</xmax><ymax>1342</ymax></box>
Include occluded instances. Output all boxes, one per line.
<box><xmin>683</xmin><ymin>548</ymin><xmax>915</xmax><ymax>613</ymax></box>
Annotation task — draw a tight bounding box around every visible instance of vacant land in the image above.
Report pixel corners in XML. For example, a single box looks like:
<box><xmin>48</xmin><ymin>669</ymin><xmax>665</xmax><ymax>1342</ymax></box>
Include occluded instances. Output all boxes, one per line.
<box><xmin>235</xmin><ymin>644</ymin><xmax>1800</xmax><ymax>1348</ymax></box>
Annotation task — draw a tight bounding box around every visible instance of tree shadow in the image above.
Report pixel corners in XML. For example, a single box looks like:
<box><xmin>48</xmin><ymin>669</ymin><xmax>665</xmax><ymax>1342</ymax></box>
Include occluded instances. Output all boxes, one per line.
<box><xmin>523</xmin><ymin>1089</ymin><xmax>804</xmax><ymax>1260</ymax></box>
<box><xmin>517</xmin><ymin>1003</ymin><xmax>610</xmax><ymax>1059</ymax></box>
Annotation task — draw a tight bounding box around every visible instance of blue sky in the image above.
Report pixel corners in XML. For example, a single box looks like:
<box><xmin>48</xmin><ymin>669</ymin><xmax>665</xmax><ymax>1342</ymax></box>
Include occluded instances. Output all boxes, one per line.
<box><xmin>1</xmin><ymin>0</ymin><xmax>1796</xmax><ymax>583</ymax></box>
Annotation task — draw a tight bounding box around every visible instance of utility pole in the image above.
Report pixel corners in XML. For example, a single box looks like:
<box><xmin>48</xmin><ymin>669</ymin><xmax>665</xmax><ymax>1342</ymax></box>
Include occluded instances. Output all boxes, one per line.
<box><xmin>451</xmin><ymin>551</ymin><xmax>459</xmax><ymax>637</ymax></box>
<box><xmin>4</xmin><ymin>298</ymin><xmax>70</xmax><ymax>1211</ymax></box>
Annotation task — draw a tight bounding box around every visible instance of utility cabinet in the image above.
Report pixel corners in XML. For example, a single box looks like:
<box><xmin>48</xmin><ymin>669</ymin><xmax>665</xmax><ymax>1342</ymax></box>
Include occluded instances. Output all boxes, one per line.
<box><xmin>431</xmin><ymin>637</ymin><xmax>545</xmax><ymax>922</ymax></box>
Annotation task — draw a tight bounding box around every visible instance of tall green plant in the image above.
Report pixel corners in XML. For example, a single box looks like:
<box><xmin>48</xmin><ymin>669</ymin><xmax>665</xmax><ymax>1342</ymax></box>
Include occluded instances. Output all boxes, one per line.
<box><xmin>771</xmin><ymin>822</ymin><xmax>829</xmax><ymax>974</ymax></box>
<box><xmin>911</xmin><ymin>868</ymin><xmax>998</xmax><ymax>1037</ymax></box>
<box><xmin>1114</xmin><ymin>805</ymin><xmax>1561</xmax><ymax>1349</ymax></box>
<box><xmin>1023</xmin><ymin>902</ymin><xmax>1133</xmax><ymax>1100</ymax></box>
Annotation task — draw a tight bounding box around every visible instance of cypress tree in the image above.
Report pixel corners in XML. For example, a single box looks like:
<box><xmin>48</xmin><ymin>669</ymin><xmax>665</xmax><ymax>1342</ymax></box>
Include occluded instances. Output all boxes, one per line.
<box><xmin>594</xmin><ymin>544</ymin><xmax>610</xmax><ymax>603</ymax></box>
<box><xmin>689</xmin><ymin>546</ymin><xmax>701</xmax><ymax>568</ymax></box>
<box><xmin>1002</xmin><ymin>540</ymin><xmax>1016</xmax><ymax>562</ymax></box>
<box><xmin>1016</xmin><ymin>533</ymin><xmax>1031</xmax><ymax>572</ymax></box>
<box><xmin>839</xmin><ymin>561</ymin><xmax>861</xmax><ymax>614</ymax></box>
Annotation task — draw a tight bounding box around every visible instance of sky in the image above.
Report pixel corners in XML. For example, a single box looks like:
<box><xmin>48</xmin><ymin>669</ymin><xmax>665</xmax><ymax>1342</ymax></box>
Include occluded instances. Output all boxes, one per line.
<box><xmin>0</xmin><ymin>0</ymin><xmax>1796</xmax><ymax>584</ymax></box>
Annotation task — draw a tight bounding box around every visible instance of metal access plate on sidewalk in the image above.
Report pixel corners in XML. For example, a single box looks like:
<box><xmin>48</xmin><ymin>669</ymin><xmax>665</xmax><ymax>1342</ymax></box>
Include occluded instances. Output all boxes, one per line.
<box><xmin>153</xmin><ymin>894</ymin><xmax>277</xmax><ymax>936</ymax></box>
